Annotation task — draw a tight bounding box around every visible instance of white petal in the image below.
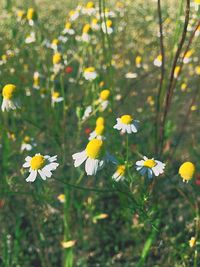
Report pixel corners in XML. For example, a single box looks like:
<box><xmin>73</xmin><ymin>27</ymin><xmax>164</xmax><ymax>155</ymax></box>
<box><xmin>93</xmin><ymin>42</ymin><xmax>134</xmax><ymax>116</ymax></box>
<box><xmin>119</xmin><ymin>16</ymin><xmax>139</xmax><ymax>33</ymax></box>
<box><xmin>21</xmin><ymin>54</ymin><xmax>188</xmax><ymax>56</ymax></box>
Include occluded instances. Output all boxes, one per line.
<box><xmin>41</xmin><ymin>167</ymin><xmax>52</xmax><ymax>178</ymax></box>
<box><xmin>85</xmin><ymin>158</ymin><xmax>98</xmax><ymax>176</ymax></box>
<box><xmin>131</xmin><ymin>124</ymin><xmax>138</xmax><ymax>133</ymax></box>
<box><xmin>136</xmin><ymin>160</ymin><xmax>144</xmax><ymax>166</ymax></box>
<box><xmin>25</xmin><ymin>156</ymin><xmax>32</xmax><ymax>162</ymax></box>
<box><xmin>23</xmin><ymin>162</ymin><xmax>30</xmax><ymax>168</ymax></box>
<box><xmin>38</xmin><ymin>170</ymin><xmax>47</xmax><ymax>180</ymax></box>
<box><xmin>72</xmin><ymin>150</ymin><xmax>86</xmax><ymax>160</ymax></box>
<box><xmin>26</xmin><ymin>170</ymin><xmax>37</xmax><ymax>182</ymax></box>
<box><xmin>73</xmin><ymin>151</ymin><xmax>87</xmax><ymax>167</ymax></box>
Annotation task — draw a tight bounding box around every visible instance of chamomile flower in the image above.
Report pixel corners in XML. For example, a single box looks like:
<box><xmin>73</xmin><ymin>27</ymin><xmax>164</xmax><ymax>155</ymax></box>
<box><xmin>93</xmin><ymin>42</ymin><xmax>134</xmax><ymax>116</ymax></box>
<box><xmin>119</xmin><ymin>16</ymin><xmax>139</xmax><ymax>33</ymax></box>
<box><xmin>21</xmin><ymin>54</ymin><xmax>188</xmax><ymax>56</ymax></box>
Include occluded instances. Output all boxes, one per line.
<box><xmin>27</xmin><ymin>8</ymin><xmax>37</xmax><ymax>26</ymax></box>
<box><xmin>179</xmin><ymin>162</ymin><xmax>195</xmax><ymax>183</ymax></box>
<box><xmin>21</xmin><ymin>136</ymin><xmax>36</xmax><ymax>152</ymax></box>
<box><xmin>81</xmin><ymin>24</ymin><xmax>91</xmax><ymax>43</ymax></box>
<box><xmin>189</xmin><ymin>237</ymin><xmax>196</xmax><ymax>248</ymax></box>
<box><xmin>83</xmin><ymin>67</ymin><xmax>97</xmax><ymax>81</ymax></box>
<box><xmin>183</xmin><ymin>50</ymin><xmax>194</xmax><ymax>64</ymax></box>
<box><xmin>25</xmin><ymin>32</ymin><xmax>36</xmax><ymax>44</ymax></box>
<box><xmin>63</xmin><ymin>22</ymin><xmax>75</xmax><ymax>35</ymax></box>
<box><xmin>51</xmin><ymin>39</ymin><xmax>60</xmax><ymax>51</ymax></box>
<box><xmin>1</xmin><ymin>84</ymin><xmax>20</xmax><ymax>112</ymax></box>
<box><xmin>72</xmin><ymin>139</ymin><xmax>105</xmax><ymax>176</ymax></box>
<box><xmin>91</xmin><ymin>18</ymin><xmax>100</xmax><ymax>31</ymax></box>
<box><xmin>17</xmin><ymin>10</ymin><xmax>26</xmax><ymax>22</ymax></box>
<box><xmin>69</xmin><ymin>10</ymin><xmax>79</xmax><ymax>21</ymax></box>
<box><xmin>33</xmin><ymin>71</ymin><xmax>40</xmax><ymax>89</ymax></box>
<box><xmin>82</xmin><ymin>1</ymin><xmax>96</xmax><ymax>16</ymax></box>
<box><xmin>57</xmin><ymin>194</ymin><xmax>65</xmax><ymax>203</ymax></box>
<box><xmin>52</xmin><ymin>53</ymin><xmax>63</xmax><ymax>74</ymax></box>
<box><xmin>135</xmin><ymin>56</ymin><xmax>142</xmax><ymax>68</ymax></box>
<box><xmin>174</xmin><ymin>66</ymin><xmax>181</xmax><ymax>79</ymax></box>
<box><xmin>112</xmin><ymin>165</ymin><xmax>126</xmax><ymax>182</ymax></box>
<box><xmin>100</xmin><ymin>90</ymin><xmax>110</xmax><ymax>109</ymax></box>
<box><xmin>113</xmin><ymin>115</ymin><xmax>139</xmax><ymax>134</ymax></box>
<box><xmin>89</xmin><ymin>124</ymin><xmax>105</xmax><ymax>140</ymax></box>
<box><xmin>23</xmin><ymin>153</ymin><xmax>59</xmax><ymax>182</ymax></box>
<box><xmin>102</xmin><ymin>20</ymin><xmax>113</xmax><ymax>35</ymax></box>
<box><xmin>136</xmin><ymin>156</ymin><xmax>165</xmax><ymax>179</ymax></box>
<box><xmin>153</xmin><ymin>54</ymin><xmax>162</xmax><ymax>67</ymax></box>
<box><xmin>51</xmin><ymin>91</ymin><xmax>63</xmax><ymax>106</ymax></box>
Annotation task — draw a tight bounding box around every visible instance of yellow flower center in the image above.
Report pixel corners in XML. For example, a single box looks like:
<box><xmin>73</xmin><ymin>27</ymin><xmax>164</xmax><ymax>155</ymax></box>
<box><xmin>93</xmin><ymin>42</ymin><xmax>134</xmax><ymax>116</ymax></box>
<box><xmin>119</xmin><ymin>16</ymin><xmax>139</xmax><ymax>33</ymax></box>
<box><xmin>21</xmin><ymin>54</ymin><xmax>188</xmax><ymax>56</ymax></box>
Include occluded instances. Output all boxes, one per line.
<box><xmin>95</xmin><ymin>125</ymin><xmax>104</xmax><ymax>135</ymax></box>
<box><xmin>195</xmin><ymin>66</ymin><xmax>200</xmax><ymax>75</ymax></box>
<box><xmin>96</xmin><ymin>117</ymin><xmax>105</xmax><ymax>126</ymax></box>
<box><xmin>174</xmin><ymin>66</ymin><xmax>180</xmax><ymax>76</ymax></box>
<box><xmin>52</xmin><ymin>91</ymin><xmax>60</xmax><ymax>99</ymax></box>
<box><xmin>24</xmin><ymin>136</ymin><xmax>30</xmax><ymax>143</ymax></box>
<box><xmin>65</xmin><ymin>22</ymin><xmax>71</xmax><ymax>29</ymax></box>
<box><xmin>17</xmin><ymin>10</ymin><xmax>25</xmax><ymax>18</ymax></box>
<box><xmin>2</xmin><ymin>84</ymin><xmax>17</xmax><ymax>100</ymax></box>
<box><xmin>86</xmin><ymin>1</ymin><xmax>94</xmax><ymax>8</ymax></box>
<box><xmin>86</xmin><ymin>139</ymin><xmax>103</xmax><ymax>159</ymax></box>
<box><xmin>27</xmin><ymin>8</ymin><xmax>36</xmax><ymax>20</ymax></box>
<box><xmin>83</xmin><ymin>24</ymin><xmax>91</xmax><ymax>33</ymax></box>
<box><xmin>84</xmin><ymin>67</ymin><xmax>95</xmax><ymax>73</ymax></box>
<box><xmin>69</xmin><ymin>10</ymin><xmax>75</xmax><ymax>16</ymax></box>
<box><xmin>106</xmin><ymin>20</ymin><xmax>112</xmax><ymax>27</ymax></box>
<box><xmin>156</xmin><ymin>54</ymin><xmax>162</xmax><ymax>62</ymax></box>
<box><xmin>143</xmin><ymin>159</ymin><xmax>157</xmax><ymax>168</ymax></box>
<box><xmin>120</xmin><ymin>115</ymin><xmax>133</xmax><ymax>124</ymax></box>
<box><xmin>135</xmin><ymin>56</ymin><xmax>142</xmax><ymax>65</ymax></box>
<box><xmin>92</xmin><ymin>18</ymin><xmax>98</xmax><ymax>25</ymax></box>
<box><xmin>179</xmin><ymin>162</ymin><xmax>195</xmax><ymax>181</ymax></box>
<box><xmin>52</xmin><ymin>39</ymin><xmax>59</xmax><ymax>45</ymax></box>
<box><xmin>30</xmin><ymin>155</ymin><xmax>45</xmax><ymax>170</ymax></box>
<box><xmin>184</xmin><ymin>49</ymin><xmax>194</xmax><ymax>58</ymax></box>
<box><xmin>53</xmin><ymin>53</ymin><xmax>61</xmax><ymax>64</ymax></box>
<box><xmin>100</xmin><ymin>89</ymin><xmax>110</xmax><ymax>100</ymax></box>
<box><xmin>116</xmin><ymin>165</ymin><xmax>125</xmax><ymax>176</ymax></box>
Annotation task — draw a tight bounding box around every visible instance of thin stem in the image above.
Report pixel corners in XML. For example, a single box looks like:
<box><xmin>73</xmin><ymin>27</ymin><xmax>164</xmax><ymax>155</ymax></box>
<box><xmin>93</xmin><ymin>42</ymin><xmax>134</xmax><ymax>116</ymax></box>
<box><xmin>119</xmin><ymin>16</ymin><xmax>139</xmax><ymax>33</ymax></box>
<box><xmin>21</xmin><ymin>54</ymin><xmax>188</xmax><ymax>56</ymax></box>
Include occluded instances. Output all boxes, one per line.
<box><xmin>159</xmin><ymin>0</ymin><xmax>190</xmax><ymax>154</ymax></box>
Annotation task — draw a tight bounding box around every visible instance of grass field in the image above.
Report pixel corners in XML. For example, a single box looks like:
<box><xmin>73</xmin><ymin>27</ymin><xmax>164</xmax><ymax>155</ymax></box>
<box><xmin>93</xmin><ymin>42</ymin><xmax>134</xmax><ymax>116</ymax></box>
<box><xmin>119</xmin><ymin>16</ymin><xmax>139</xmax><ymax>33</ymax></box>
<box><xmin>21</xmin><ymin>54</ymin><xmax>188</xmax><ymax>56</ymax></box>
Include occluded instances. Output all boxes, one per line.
<box><xmin>0</xmin><ymin>0</ymin><xmax>200</xmax><ymax>266</ymax></box>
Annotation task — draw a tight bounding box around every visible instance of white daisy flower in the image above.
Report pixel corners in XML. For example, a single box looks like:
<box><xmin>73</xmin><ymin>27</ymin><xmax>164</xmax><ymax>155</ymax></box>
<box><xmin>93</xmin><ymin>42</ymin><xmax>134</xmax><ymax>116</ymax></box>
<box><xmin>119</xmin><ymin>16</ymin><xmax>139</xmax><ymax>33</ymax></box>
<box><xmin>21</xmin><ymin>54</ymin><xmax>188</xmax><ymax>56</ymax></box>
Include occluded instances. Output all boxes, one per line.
<box><xmin>97</xmin><ymin>89</ymin><xmax>110</xmax><ymax>111</ymax></box>
<box><xmin>69</xmin><ymin>10</ymin><xmax>79</xmax><ymax>21</ymax></box>
<box><xmin>51</xmin><ymin>39</ymin><xmax>60</xmax><ymax>52</ymax></box>
<box><xmin>113</xmin><ymin>115</ymin><xmax>139</xmax><ymax>134</ymax></box>
<box><xmin>112</xmin><ymin>165</ymin><xmax>126</xmax><ymax>182</ymax></box>
<box><xmin>51</xmin><ymin>91</ymin><xmax>64</xmax><ymax>107</ymax></box>
<box><xmin>23</xmin><ymin>153</ymin><xmax>59</xmax><ymax>182</ymax></box>
<box><xmin>21</xmin><ymin>136</ymin><xmax>36</xmax><ymax>152</ymax></box>
<box><xmin>135</xmin><ymin>156</ymin><xmax>165</xmax><ymax>179</ymax></box>
<box><xmin>89</xmin><ymin>124</ymin><xmax>105</xmax><ymax>140</ymax></box>
<box><xmin>82</xmin><ymin>2</ymin><xmax>96</xmax><ymax>16</ymax></box>
<box><xmin>63</xmin><ymin>22</ymin><xmax>75</xmax><ymax>35</ymax></box>
<box><xmin>102</xmin><ymin>20</ymin><xmax>113</xmax><ymax>35</ymax></box>
<box><xmin>33</xmin><ymin>71</ymin><xmax>40</xmax><ymax>89</ymax></box>
<box><xmin>25</xmin><ymin>32</ymin><xmax>36</xmax><ymax>44</ymax></box>
<box><xmin>91</xmin><ymin>18</ymin><xmax>100</xmax><ymax>31</ymax></box>
<box><xmin>83</xmin><ymin>67</ymin><xmax>97</xmax><ymax>81</ymax></box>
<box><xmin>1</xmin><ymin>84</ymin><xmax>20</xmax><ymax>112</ymax></box>
<box><xmin>153</xmin><ymin>54</ymin><xmax>162</xmax><ymax>67</ymax></box>
<box><xmin>72</xmin><ymin>139</ymin><xmax>105</xmax><ymax>176</ymax></box>
<box><xmin>81</xmin><ymin>24</ymin><xmax>91</xmax><ymax>43</ymax></box>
